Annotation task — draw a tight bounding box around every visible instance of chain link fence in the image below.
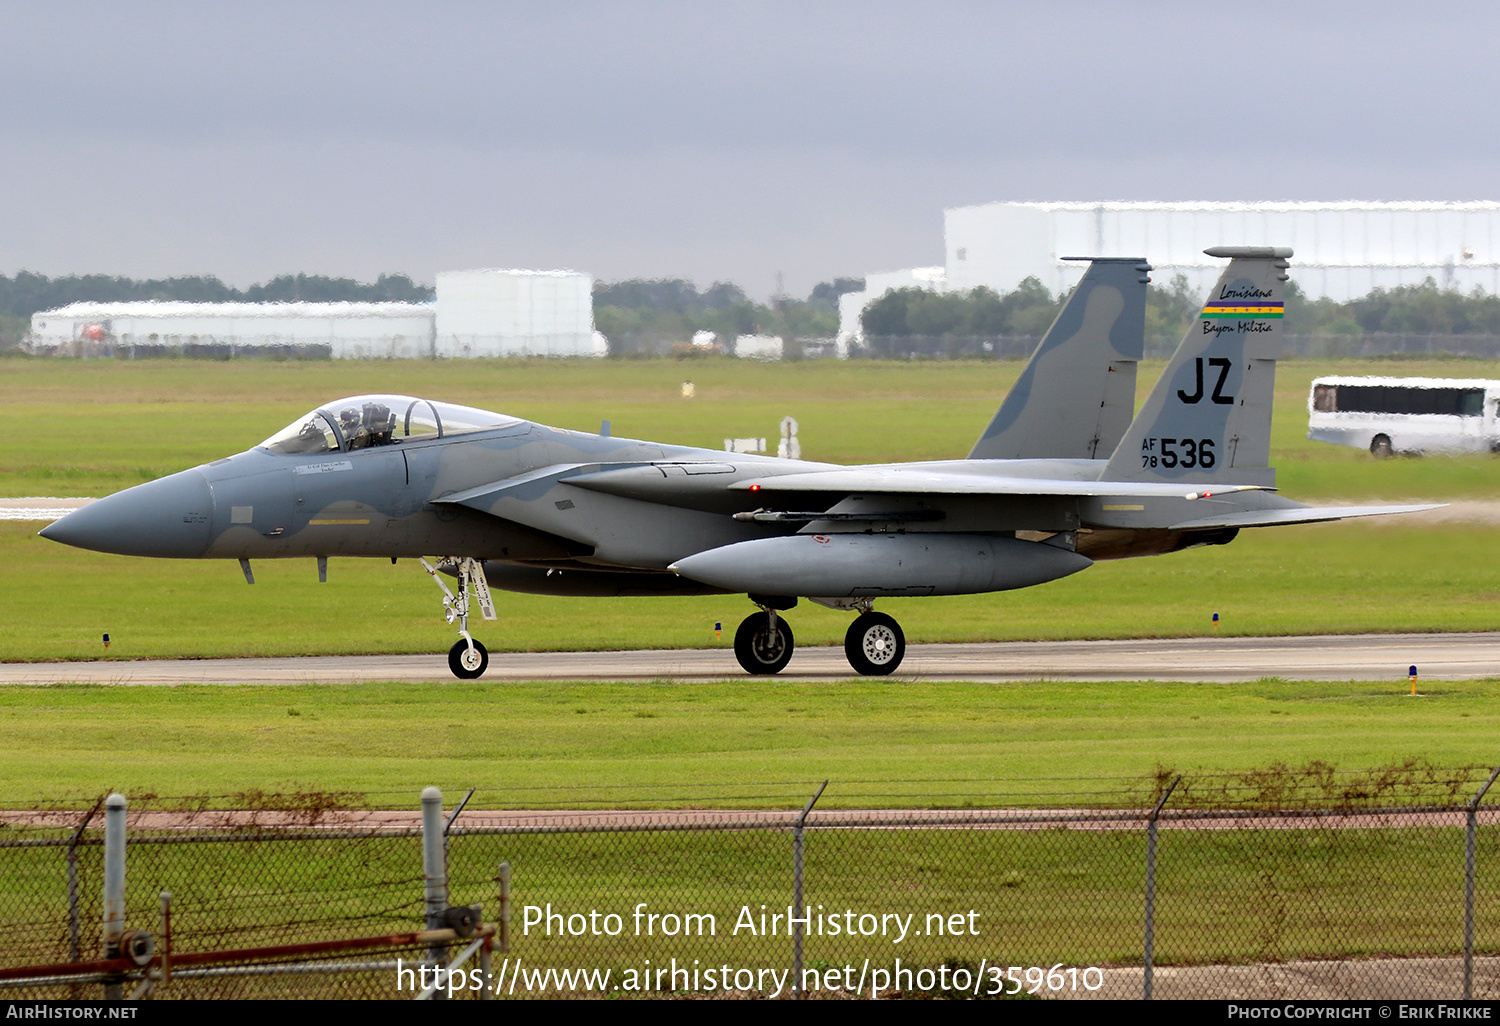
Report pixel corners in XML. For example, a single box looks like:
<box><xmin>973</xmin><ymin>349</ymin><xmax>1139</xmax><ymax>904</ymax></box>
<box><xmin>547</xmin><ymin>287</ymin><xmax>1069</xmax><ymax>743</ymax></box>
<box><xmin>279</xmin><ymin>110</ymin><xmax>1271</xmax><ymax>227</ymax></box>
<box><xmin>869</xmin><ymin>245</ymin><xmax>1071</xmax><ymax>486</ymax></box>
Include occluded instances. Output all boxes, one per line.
<box><xmin>2</xmin><ymin>767</ymin><xmax>1498</xmax><ymax>1000</ymax></box>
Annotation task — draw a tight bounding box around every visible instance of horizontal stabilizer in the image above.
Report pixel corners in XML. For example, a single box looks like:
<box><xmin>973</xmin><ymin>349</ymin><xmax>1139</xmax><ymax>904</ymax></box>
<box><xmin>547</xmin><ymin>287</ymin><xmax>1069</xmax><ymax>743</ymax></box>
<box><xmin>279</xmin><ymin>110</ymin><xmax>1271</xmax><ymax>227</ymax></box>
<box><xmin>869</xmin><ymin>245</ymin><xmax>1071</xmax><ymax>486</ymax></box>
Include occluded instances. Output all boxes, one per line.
<box><xmin>1169</xmin><ymin>504</ymin><xmax>1444</xmax><ymax>531</ymax></box>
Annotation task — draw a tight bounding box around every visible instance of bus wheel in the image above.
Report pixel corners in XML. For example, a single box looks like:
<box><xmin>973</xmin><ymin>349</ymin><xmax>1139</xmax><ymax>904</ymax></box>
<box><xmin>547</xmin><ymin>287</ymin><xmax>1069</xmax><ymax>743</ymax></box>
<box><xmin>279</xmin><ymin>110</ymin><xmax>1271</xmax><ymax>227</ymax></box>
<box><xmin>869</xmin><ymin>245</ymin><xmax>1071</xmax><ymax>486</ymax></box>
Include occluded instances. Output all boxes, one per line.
<box><xmin>1370</xmin><ymin>434</ymin><xmax>1393</xmax><ymax>458</ymax></box>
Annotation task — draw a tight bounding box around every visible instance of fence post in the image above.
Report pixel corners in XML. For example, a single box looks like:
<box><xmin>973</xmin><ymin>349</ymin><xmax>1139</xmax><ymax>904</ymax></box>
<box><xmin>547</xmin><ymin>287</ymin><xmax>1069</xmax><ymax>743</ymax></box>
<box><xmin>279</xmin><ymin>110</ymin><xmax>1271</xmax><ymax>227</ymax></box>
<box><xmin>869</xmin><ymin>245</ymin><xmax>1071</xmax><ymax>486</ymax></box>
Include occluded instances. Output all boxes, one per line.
<box><xmin>792</xmin><ymin>780</ymin><xmax>828</xmax><ymax>1000</ymax></box>
<box><xmin>102</xmin><ymin>793</ymin><xmax>127</xmax><ymax>1000</ymax></box>
<box><xmin>1144</xmin><ymin>776</ymin><xmax>1181</xmax><ymax>1001</ymax></box>
<box><xmin>1465</xmin><ymin>766</ymin><xmax>1500</xmax><ymax>1000</ymax></box>
<box><xmin>497</xmin><ymin>862</ymin><xmax>511</xmax><ymax>955</ymax></box>
<box><xmin>159</xmin><ymin>891</ymin><xmax>172</xmax><ymax>990</ymax></box>
<box><xmin>421</xmin><ymin>786</ymin><xmax>448</xmax><ymax>1000</ymax></box>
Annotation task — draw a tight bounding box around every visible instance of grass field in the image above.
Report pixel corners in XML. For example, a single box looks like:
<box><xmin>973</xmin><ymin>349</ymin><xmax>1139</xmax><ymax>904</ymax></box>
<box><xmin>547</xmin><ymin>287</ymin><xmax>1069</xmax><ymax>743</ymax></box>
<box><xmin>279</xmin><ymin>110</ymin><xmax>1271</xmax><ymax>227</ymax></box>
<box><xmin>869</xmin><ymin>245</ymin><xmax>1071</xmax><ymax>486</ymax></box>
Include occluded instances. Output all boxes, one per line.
<box><xmin>1</xmin><ymin>674</ymin><xmax>1495</xmax><ymax>799</ymax></box>
<box><xmin>3</xmin><ymin>354</ymin><xmax>1500</xmax><ymax>499</ymax></box>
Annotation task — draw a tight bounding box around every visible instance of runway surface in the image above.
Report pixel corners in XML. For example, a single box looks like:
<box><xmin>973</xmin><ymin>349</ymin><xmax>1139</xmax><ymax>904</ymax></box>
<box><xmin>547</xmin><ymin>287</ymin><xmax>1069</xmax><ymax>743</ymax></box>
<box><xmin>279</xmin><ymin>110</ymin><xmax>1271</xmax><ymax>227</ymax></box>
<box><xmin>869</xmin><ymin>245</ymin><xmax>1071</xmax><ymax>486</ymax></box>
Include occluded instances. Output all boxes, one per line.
<box><xmin>0</xmin><ymin>497</ymin><xmax>95</xmax><ymax>521</ymax></box>
<box><xmin>1</xmin><ymin>632</ymin><xmax>1495</xmax><ymax>684</ymax></box>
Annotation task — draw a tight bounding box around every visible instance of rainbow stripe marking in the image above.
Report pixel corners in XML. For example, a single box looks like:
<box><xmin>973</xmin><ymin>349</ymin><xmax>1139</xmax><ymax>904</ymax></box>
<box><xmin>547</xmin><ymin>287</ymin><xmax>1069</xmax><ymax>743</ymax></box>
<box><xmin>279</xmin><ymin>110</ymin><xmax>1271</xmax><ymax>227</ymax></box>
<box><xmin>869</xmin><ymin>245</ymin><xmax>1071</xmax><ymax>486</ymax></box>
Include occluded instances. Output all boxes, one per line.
<box><xmin>1201</xmin><ymin>302</ymin><xmax>1283</xmax><ymax>319</ymax></box>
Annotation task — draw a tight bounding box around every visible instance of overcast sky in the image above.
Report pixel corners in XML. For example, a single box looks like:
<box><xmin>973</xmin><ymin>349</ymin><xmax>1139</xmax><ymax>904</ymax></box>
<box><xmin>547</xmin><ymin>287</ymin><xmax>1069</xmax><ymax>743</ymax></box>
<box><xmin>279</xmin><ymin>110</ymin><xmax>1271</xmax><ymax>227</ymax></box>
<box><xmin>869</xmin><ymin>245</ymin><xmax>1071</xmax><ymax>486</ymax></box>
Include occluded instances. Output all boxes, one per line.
<box><xmin>3</xmin><ymin>1</ymin><xmax>1497</xmax><ymax>298</ymax></box>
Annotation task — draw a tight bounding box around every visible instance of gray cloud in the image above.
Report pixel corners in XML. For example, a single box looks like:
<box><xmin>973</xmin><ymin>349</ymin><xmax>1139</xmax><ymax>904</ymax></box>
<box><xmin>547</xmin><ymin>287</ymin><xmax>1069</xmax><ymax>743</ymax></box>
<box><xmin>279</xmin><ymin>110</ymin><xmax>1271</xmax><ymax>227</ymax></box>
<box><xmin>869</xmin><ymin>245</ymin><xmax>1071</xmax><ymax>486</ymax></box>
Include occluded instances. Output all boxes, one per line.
<box><xmin>3</xmin><ymin>1</ymin><xmax>1498</xmax><ymax>295</ymax></box>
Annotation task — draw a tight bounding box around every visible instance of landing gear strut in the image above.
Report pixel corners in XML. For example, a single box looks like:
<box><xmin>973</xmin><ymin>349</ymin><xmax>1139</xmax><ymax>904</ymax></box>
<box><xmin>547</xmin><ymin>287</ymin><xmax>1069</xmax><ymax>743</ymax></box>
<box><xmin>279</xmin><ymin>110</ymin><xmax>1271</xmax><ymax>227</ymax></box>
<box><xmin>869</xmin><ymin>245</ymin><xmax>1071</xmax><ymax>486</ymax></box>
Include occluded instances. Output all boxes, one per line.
<box><xmin>421</xmin><ymin>557</ymin><xmax>496</xmax><ymax>679</ymax></box>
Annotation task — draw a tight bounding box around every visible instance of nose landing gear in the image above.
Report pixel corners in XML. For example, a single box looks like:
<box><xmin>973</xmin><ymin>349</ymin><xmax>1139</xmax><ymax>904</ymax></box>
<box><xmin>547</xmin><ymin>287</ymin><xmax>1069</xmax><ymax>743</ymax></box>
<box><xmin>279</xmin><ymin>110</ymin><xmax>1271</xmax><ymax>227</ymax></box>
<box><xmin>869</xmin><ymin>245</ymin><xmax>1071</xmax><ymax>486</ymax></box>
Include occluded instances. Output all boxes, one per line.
<box><xmin>421</xmin><ymin>557</ymin><xmax>496</xmax><ymax>679</ymax></box>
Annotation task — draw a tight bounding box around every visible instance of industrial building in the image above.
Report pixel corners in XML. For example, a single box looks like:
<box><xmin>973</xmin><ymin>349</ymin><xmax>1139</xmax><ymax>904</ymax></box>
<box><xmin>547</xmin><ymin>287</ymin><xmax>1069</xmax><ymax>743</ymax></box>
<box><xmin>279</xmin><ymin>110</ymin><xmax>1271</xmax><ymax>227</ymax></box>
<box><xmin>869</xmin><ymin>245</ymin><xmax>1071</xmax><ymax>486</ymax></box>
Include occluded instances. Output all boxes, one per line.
<box><xmin>27</xmin><ymin>268</ymin><xmax>603</xmax><ymax>358</ymax></box>
<box><xmin>840</xmin><ymin>201</ymin><xmax>1500</xmax><ymax>340</ymax></box>
<box><xmin>433</xmin><ymin>268</ymin><xmax>598</xmax><ymax>357</ymax></box>
<box><xmin>29</xmin><ymin>301</ymin><xmax>435</xmax><ymax>359</ymax></box>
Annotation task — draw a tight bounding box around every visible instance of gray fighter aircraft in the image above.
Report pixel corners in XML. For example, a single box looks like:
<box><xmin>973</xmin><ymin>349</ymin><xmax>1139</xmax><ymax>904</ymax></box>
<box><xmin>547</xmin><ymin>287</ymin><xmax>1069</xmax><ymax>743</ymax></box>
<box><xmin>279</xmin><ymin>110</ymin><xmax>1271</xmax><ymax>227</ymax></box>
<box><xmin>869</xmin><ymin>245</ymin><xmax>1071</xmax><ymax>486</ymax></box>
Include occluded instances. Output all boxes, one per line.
<box><xmin>40</xmin><ymin>248</ymin><xmax>1436</xmax><ymax>679</ymax></box>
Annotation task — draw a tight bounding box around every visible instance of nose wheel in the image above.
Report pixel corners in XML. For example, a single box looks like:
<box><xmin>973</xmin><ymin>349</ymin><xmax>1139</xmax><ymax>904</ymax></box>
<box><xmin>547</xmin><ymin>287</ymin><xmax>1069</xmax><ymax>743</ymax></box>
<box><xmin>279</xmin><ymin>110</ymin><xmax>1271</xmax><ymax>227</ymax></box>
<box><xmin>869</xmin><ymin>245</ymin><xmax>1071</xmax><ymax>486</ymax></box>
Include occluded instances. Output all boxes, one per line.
<box><xmin>449</xmin><ymin>638</ymin><xmax>489</xmax><ymax>679</ymax></box>
<box><xmin>734</xmin><ymin>610</ymin><xmax>795</xmax><ymax>675</ymax></box>
<box><xmin>844</xmin><ymin>611</ymin><xmax>905</xmax><ymax>676</ymax></box>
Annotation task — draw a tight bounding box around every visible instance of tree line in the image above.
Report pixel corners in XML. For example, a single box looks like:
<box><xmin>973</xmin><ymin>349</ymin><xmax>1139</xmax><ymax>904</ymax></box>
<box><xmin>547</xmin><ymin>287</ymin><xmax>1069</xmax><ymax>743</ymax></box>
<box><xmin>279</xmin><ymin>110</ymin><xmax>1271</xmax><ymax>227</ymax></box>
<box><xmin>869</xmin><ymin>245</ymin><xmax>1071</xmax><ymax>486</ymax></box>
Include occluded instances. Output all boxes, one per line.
<box><xmin>1287</xmin><ymin>279</ymin><xmax>1500</xmax><ymax>335</ymax></box>
<box><xmin>592</xmin><ymin>277</ymin><xmax>861</xmax><ymax>346</ymax></box>
<box><xmin>0</xmin><ymin>271</ymin><xmax>863</xmax><ymax>351</ymax></box>
<box><xmin>11</xmin><ymin>266</ymin><xmax>1500</xmax><ymax>355</ymax></box>
<box><xmin>0</xmin><ymin>271</ymin><xmax>434</xmax><ymax>319</ymax></box>
<box><xmin>862</xmin><ymin>274</ymin><xmax>1500</xmax><ymax>348</ymax></box>
<box><xmin>861</xmin><ymin>274</ymin><xmax>1202</xmax><ymax>349</ymax></box>
<box><xmin>0</xmin><ymin>272</ymin><xmax>434</xmax><ymax>348</ymax></box>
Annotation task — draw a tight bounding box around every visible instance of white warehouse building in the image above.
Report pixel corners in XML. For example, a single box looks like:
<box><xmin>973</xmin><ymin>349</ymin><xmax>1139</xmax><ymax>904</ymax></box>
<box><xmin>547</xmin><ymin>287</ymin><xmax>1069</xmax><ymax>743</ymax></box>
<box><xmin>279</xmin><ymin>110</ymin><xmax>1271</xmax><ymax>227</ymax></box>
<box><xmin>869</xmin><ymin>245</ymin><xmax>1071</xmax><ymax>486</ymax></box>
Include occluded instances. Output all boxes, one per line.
<box><xmin>434</xmin><ymin>268</ymin><xmax>599</xmax><ymax>357</ymax></box>
<box><xmin>841</xmin><ymin>201</ymin><xmax>1500</xmax><ymax>340</ymax></box>
<box><xmin>27</xmin><ymin>268</ymin><xmax>603</xmax><ymax>359</ymax></box>
<box><xmin>30</xmin><ymin>301</ymin><xmax>436</xmax><ymax>359</ymax></box>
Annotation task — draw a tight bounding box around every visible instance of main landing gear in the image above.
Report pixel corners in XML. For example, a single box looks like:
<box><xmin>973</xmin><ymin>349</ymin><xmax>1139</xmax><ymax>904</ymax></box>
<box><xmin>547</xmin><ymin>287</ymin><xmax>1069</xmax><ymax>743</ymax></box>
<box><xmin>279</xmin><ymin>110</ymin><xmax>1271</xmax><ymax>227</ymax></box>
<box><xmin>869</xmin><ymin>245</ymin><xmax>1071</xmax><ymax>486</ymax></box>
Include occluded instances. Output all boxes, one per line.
<box><xmin>421</xmin><ymin>557</ymin><xmax>497</xmax><ymax>679</ymax></box>
<box><xmin>844</xmin><ymin>611</ymin><xmax>905</xmax><ymax>677</ymax></box>
<box><xmin>731</xmin><ymin>598</ymin><xmax>907</xmax><ymax>677</ymax></box>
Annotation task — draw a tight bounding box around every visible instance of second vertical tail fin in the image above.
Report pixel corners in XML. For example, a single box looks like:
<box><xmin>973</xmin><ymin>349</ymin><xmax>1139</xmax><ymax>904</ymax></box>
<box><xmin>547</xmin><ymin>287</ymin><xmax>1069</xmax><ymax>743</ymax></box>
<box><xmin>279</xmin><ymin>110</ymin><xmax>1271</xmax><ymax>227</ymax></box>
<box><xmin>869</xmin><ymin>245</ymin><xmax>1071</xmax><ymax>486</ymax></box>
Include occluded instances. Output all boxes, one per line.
<box><xmin>968</xmin><ymin>256</ymin><xmax>1149</xmax><ymax>460</ymax></box>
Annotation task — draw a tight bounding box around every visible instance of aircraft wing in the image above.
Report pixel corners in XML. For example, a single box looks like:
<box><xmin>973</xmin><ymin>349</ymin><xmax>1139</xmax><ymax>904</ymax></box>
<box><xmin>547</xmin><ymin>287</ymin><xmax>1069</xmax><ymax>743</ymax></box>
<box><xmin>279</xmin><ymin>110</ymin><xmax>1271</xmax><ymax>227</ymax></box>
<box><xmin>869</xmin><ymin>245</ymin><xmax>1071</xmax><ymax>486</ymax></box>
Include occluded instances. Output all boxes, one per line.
<box><xmin>730</xmin><ymin>468</ymin><xmax>1268</xmax><ymax>499</ymax></box>
<box><xmin>429</xmin><ymin>461</ymin><xmax>1444</xmax><ymax>536</ymax></box>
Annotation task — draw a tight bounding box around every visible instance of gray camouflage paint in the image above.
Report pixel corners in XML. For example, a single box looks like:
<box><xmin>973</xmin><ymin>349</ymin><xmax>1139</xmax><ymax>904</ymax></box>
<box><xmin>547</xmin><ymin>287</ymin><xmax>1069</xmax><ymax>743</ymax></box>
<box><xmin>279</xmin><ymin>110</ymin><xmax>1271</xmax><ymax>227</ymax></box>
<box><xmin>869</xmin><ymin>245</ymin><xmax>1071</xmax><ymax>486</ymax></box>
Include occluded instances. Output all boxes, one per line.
<box><xmin>968</xmin><ymin>257</ymin><xmax>1149</xmax><ymax>460</ymax></box>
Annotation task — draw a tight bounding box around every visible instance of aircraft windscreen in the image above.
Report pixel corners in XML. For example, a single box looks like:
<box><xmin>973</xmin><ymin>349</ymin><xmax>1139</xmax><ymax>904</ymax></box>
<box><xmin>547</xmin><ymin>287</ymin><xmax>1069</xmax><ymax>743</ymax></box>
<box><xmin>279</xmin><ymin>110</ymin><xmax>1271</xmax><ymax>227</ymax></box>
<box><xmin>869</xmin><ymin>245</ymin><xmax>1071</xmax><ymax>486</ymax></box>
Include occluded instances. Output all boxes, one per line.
<box><xmin>260</xmin><ymin>411</ymin><xmax>341</xmax><ymax>454</ymax></box>
<box><xmin>259</xmin><ymin>395</ymin><xmax>519</xmax><ymax>453</ymax></box>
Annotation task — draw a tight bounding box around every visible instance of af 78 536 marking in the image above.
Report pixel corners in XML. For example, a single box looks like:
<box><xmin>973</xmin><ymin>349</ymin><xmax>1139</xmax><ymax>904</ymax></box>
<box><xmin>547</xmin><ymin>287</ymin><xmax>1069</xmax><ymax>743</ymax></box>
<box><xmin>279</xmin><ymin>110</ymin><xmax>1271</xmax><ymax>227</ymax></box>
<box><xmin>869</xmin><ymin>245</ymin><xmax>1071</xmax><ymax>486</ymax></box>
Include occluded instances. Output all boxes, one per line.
<box><xmin>1141</xmin><ymin>437</ymin><xmax>1217</xmax><ymax>470</ymax></box>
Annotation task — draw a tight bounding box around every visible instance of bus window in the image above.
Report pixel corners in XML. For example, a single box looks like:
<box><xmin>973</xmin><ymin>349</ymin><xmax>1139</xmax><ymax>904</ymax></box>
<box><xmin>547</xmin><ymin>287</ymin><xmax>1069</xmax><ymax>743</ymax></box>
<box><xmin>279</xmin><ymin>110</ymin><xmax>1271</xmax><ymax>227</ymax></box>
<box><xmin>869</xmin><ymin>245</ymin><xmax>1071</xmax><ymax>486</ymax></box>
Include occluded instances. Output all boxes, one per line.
<box><xmin>1335</xmin><ymin>385</ymin><xmax>1485</xmax><ymax>417</ymax></box>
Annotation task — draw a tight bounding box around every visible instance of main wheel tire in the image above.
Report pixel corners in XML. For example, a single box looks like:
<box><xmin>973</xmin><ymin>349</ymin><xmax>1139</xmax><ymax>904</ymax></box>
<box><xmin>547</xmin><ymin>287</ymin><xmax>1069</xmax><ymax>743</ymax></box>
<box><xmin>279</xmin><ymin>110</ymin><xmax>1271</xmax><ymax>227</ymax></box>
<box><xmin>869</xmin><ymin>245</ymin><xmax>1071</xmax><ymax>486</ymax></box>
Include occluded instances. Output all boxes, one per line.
<box><xmin>1370</xmin><ymin>434</ymin><xmax>1393</xmax><ymax>458</ymax></box>
<box><xmin>845</xmin><ymin>612</ymin><xmax>905</xmax><ymax>676</ymax></box>
<box><xmin>733</xmin><ymin>612</ymin><xmax>795</xmax><ymax>675</ymax></box>
<box><xmin>448</xmin><ymin>638</ymin><xmax>489</xmax><ymax>679</ymax></box>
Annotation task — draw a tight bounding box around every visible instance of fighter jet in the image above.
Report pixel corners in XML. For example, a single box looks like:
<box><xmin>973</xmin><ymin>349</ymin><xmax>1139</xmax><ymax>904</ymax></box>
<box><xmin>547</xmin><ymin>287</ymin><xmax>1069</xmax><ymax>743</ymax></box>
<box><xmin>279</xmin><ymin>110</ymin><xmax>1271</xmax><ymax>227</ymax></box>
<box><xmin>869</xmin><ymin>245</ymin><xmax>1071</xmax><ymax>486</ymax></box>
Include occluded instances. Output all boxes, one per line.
<box><xmin>40</xmin><ymin>248</ymin><xmax>1436</xmax><ymax>679</ymax></box>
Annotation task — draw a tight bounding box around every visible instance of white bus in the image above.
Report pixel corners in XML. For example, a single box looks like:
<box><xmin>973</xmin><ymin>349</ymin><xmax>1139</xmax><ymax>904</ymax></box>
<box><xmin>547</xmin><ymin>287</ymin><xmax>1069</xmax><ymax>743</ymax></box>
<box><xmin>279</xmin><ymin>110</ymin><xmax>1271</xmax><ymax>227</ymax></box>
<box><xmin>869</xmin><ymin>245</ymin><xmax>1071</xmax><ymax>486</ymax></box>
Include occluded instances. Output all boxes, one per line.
<box><xmin>1307</xmin><ymin>375</ymin><xmax>1500</xmax><ymax>456</ymax></box>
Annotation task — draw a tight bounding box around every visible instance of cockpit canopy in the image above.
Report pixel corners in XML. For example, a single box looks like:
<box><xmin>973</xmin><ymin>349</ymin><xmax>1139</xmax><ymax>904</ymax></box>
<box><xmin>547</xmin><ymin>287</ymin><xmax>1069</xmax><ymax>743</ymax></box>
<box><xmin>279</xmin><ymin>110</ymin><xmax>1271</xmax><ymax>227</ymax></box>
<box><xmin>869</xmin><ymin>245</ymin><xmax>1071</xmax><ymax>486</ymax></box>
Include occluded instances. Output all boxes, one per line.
<box><xmin>259</xmin><ymin>395</ymin><xmax>521</xmax><ymax>455</ymax></box>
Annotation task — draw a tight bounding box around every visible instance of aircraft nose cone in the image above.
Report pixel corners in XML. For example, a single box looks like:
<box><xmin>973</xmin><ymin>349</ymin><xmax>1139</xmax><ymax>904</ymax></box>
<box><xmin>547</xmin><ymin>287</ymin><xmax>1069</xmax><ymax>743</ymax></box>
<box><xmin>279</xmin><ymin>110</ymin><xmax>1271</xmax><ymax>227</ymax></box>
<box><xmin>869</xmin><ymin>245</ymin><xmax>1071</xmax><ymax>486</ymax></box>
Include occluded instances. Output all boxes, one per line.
<box><xmin>39</xmin><ymin>469</ymin><xmax>214</xmax><ymax>557</ymax></box>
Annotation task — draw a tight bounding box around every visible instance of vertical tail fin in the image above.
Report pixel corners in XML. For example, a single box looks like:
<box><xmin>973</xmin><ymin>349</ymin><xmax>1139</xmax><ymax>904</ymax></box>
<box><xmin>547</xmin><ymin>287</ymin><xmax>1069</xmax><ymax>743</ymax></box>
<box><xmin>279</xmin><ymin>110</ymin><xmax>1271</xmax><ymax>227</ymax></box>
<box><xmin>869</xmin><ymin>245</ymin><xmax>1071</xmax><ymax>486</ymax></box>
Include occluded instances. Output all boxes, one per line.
<box><xmin>1102</xmin><ymin>247</ymin><xmax>1292</xmax><ymax>485</ymax></box>
<box><xmin>967</xmin><ymin>256</ymin><xmax>1149</xmax><ymax>460</ymax></box>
